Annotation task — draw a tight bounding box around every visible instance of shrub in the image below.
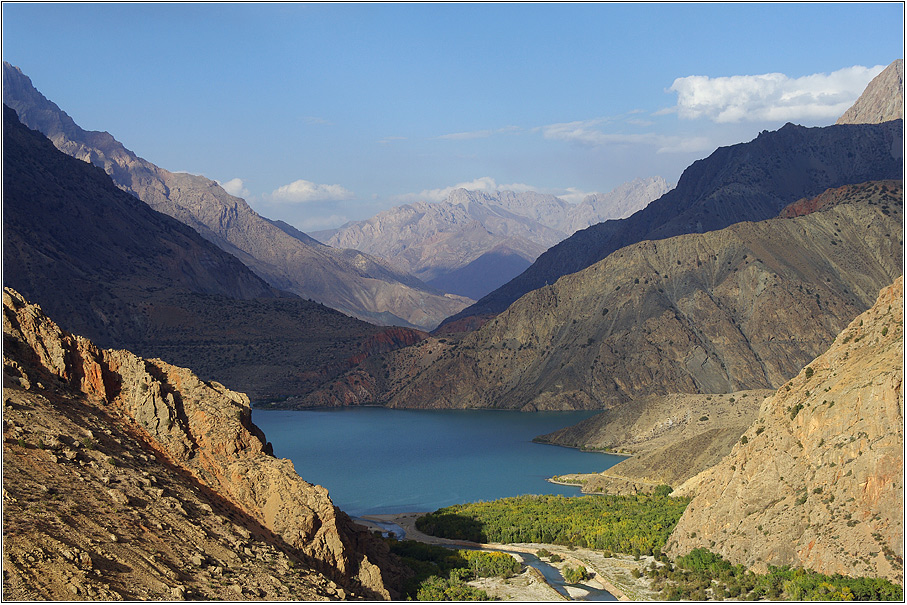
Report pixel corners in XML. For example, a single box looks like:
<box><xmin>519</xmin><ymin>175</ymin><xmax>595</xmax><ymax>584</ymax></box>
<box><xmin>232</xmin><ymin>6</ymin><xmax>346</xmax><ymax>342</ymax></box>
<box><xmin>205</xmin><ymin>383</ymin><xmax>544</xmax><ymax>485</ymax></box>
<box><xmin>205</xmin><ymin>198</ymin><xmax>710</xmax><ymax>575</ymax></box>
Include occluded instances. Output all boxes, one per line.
<box><xmin>563</xmin><ymin>565</ymin><xmax>589</xmax><ymax>583</ymax></box>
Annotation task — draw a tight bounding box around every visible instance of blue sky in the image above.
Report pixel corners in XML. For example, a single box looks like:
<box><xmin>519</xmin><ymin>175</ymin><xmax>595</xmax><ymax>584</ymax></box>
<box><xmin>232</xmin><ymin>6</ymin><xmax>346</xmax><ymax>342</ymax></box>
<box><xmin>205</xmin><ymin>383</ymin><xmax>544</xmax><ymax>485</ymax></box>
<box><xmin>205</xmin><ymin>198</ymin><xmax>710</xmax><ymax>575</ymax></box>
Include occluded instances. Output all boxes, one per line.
<box><xmin>3</xmin><ymin>3</ymin><xmax>903</xmax><ymax>231</ymax></box>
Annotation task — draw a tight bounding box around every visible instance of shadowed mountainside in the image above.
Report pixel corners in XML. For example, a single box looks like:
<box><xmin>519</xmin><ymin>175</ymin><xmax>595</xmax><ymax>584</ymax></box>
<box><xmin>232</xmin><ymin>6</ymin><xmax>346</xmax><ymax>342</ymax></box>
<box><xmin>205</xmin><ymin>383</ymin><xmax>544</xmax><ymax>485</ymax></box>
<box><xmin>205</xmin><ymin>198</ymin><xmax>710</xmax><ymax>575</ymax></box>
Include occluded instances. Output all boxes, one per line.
<box><xmin>2</xmin><ymin>62</ymin><xmax>468</xmax><ymax>330</ymax></box>
<box><xmin>441</xmin><ymin>119</ymin><xmax>903</xmax><ymax>331</ymax></box>
<box><xmin>2</xmin><ymin>105</ymin><xmax>424</xmax><ymax>401</ymax></box>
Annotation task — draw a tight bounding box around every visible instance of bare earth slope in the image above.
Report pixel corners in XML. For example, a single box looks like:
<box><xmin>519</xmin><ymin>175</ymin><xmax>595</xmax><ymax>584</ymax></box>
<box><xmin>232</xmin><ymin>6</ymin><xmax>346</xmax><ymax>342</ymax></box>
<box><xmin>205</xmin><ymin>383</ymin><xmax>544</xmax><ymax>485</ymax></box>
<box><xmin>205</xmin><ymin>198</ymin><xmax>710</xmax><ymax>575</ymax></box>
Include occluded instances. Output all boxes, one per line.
<box><xmin>837</xmin><ymin>59</ymin><xmax>904</xmax><ymax>125</ymax></box>
<box><xmin>441</xmin><ymin>119</ymin><xmax>903</xmax><ymax>330</ymax></box>
<box><xmin>2</xmin><ymin>104</ymin><xmax>424</xmax><ymax>401</ymax></box>
<box><xmin>293</xmin><ymin>185</ymin><xmax>902</xmax><ymax>411</ymax></box>
<box><xmin>536</xmin><ymin>390</ymin><xmax>773</xmax><ymax>491</ymax></box>
<box><xmin>2</xmin><ymin>62</ymin><xmax>467</xmax><ymax>330</ymax></box>
<box><xmin>2</xmin><ymin>289</ymin><xmax>403</xmax><ymax>599</ymax></box>
<box><xmin>666</xmin><ymin>277</ymin><xmax>904</xmax><ymax>584</ymax></box>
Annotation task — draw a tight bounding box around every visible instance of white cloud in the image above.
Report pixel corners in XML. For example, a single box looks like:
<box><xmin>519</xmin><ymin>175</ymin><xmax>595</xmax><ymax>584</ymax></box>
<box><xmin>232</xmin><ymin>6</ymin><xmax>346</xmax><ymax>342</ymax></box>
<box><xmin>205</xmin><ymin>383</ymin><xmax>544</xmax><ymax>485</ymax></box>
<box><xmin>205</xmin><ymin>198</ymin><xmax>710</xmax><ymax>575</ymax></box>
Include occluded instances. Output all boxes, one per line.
<box><xmin>668</xmin><ymin>64</ymin><xmax>885</xmax><ymax>123</ymax></box>
<box><xmin>557</xmin><ymin>187</ymin><xmax>599</xmax><ymax>204</ymax></box>
<box><xmin>392</xmin><ymin>178</ymin><xmax>605</xmax><ymax>205</ymax></box>
<box><xmin>394</xmin><ymin>177</ymin><xmax>538</xmax><ymax>203</ymax></box>
<box><xmin>268</xmin><ymin>179</ymin><xmax>355</xmax><ymax>204</ymax></box>
<box><xmin>540</xmin><ymin>119</ymin><xmax>713</xmax><ymax>154</ymax></box>
<box><xmin>219</xmin><ymin>177</ymin><xmax>250</xmax><ymax>198</ymax></box>
<box><xmin>436</xmin><ymin>125</ymin><xmax>521</xmax><ymax>140</ymax></box>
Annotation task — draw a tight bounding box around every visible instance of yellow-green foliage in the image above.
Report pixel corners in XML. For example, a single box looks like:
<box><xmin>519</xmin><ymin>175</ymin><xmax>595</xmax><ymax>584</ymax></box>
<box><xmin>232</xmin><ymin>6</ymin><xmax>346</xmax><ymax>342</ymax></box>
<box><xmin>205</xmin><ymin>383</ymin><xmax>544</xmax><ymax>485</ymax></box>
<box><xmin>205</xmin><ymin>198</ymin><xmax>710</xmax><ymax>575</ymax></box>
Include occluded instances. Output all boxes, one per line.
<box><xmin>417</xmin><ymin>493</ymin><xmax>690</xmax><ymax>555</ymax></box>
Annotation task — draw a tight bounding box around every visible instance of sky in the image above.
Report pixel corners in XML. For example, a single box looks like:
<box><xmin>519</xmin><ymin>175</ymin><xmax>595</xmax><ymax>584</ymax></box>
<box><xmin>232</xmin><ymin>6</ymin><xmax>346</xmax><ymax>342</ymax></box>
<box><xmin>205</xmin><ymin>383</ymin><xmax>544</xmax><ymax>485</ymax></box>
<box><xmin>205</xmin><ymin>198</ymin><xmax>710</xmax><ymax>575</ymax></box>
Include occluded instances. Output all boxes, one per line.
<box><xmin>2</xmin><ymin>3</ymin><xmax>904</xmax><ymax>232</ymax></box>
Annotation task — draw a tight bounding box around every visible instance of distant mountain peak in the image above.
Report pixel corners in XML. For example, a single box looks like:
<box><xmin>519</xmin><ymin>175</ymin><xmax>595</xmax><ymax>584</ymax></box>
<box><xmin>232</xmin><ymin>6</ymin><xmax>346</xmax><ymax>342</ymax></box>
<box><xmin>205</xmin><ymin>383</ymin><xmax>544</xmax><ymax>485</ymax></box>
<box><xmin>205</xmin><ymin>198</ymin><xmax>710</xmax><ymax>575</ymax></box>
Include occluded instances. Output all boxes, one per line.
<box><xmin>837</xmin><ymin>59</ymin><xmax>904</xmax><ymax>125</ymax></box>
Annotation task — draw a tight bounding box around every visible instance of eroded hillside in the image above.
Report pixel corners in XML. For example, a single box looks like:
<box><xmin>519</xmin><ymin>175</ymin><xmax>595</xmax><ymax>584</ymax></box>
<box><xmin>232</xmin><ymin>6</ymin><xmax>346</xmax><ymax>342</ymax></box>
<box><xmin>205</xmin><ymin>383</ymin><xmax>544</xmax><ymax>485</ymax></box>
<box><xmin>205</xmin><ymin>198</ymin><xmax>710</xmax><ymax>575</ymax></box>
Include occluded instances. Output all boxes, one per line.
<box><xmin>666</xmin><ymin>277</ymin><xmax>904</xmax><ymax>584</ymax></box>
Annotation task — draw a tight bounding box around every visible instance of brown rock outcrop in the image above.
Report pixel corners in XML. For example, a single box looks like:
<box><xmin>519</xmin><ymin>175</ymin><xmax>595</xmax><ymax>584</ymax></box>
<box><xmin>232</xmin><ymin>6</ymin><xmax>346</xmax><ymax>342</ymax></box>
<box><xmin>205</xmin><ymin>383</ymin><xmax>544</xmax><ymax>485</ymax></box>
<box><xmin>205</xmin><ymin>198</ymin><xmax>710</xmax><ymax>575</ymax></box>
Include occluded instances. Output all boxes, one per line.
<box><xmin>837</xmin><ymin>59</ymin><xmax>904</xmax><ymax>125</ymax></box>
<box><xmin>666</xmin><ymin>278</ymin><xmax>904</xmax><ymax>583</ymax></box>
<box><xmin>2</xmin><ymin>289</ymin><xmax>402</xmax><ymax>598</ymax></box>
<box><xmin>780</xmin><ymin>180</ymin><xmax>902</xmax><ymax>219</ymax></box>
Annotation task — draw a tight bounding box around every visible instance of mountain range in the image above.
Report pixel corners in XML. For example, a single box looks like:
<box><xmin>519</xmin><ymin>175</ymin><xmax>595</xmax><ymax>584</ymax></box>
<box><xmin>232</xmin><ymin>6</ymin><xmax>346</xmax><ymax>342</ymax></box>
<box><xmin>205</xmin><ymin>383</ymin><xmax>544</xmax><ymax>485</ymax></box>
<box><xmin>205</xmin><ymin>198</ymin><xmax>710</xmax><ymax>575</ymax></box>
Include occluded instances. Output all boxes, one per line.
<box><xmin>313</xmin><ymin>178</ymin><xmax>670</xmax><ymax>300</ymax></box>
<box><xmin>2</xmin><ymin>105</ymin><xmax>424</xmax><ymax>401</ymax></box>
<box><xmin>2</xmin><ymin>62</ymin><xmax>468</xmax><ymax>330</ymax></box>
<box><xmin>441</xmin><ymin>118</ymin><xmax>903</xmax><ymax>331</ymax></box>
<box><xmin>293</xmin><ymin>180</ymin><xmax>902</xmax><ymax>410</ymax></box>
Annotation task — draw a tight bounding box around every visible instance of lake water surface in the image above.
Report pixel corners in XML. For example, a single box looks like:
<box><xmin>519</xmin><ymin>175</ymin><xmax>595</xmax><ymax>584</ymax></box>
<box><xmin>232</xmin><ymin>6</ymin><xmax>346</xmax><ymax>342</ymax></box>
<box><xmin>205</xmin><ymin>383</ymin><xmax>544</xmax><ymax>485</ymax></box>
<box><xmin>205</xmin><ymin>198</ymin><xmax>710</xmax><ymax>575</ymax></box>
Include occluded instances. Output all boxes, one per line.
<box><xmin>253</xmin><ymin>407</ymin><xmax>624</xmax><ymax>517</ymax></box>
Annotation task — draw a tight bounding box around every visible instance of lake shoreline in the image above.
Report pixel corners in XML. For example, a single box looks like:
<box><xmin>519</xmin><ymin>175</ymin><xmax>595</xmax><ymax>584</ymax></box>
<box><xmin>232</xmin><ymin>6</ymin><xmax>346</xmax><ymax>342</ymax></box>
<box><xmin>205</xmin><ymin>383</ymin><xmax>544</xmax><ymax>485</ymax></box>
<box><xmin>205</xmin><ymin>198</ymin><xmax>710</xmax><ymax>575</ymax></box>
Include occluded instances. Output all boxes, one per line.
<box><xmin>358</xmin><ymin>512</ymin><xmax>660</xmax><ymax>601</ymax></box>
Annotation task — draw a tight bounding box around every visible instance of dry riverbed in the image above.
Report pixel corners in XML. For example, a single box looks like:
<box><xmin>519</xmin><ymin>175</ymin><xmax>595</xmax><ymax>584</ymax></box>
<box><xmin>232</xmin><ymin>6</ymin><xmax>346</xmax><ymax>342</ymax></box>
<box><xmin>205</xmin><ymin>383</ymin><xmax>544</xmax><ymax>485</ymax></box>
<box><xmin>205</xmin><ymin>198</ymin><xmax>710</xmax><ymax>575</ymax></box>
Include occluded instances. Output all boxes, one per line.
<box><xmin>359</xmin><ymin>513</ymin><xmax>662</xmax><ymax>601</ymax></box>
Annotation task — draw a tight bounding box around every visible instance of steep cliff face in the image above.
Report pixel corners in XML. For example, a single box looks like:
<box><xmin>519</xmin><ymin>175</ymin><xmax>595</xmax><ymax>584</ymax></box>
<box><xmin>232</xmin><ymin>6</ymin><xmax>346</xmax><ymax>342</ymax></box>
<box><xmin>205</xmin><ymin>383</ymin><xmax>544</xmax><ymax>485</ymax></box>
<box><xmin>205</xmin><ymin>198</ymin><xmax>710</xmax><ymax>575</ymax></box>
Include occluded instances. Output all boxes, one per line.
<box><xmin>666</xmin><ymin>278</ymin><xmax>904</xmax><ymax>584</ymax></box>
<box><xmin>296</xmin><ymin>192</ymin><xmax>901</xmax><ymax>411</ymax></box>
<box><xmin>2</xmin><ymin>288</ymin><xmax>402</xmax><ymax>598</ymax></box>
<box><xmin>837</xmin><ymin>59</ymin><xmax>904</xmax><ymax>125</ymax></box>
<box><xmin>442</xmin><ymin>119</ymin><xmax>903</xmax><ymax>329</ymax></box>
<box><xmin>2</xmin><ymin>62</ymin><xmax>468</xmax><ymax>330</ymax></box>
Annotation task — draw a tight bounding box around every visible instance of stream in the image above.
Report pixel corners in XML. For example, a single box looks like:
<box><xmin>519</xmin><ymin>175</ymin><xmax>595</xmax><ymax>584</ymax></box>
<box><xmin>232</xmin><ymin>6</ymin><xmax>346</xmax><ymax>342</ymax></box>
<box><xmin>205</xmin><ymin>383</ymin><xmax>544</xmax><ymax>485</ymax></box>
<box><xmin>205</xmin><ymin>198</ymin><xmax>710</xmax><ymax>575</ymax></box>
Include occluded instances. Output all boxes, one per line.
<box><xmin>359</xmin><ymin>518</ymin><xmax>617</xmax><ymax>601</ymax></box>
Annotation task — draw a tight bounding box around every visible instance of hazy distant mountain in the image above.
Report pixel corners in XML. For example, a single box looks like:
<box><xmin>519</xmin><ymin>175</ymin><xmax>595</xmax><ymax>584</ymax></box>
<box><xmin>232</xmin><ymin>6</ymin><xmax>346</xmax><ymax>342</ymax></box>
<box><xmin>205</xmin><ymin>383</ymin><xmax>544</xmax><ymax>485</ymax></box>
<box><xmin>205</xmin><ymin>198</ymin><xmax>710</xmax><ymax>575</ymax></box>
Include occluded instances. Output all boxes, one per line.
<box><xmin>313</xmin><ymin>178</ymin><xmax>669</xmax><ymax>299</ymax></box>
<box><xmin>294</xmin><ymin>182</ymin><xmax>902</xmax><ymax>410</ymax></box>
<box><xmin>441</xmin><ymin>119</ymin><xmax>903</xmax><ymax>330</ymax></box>
<box><xmin>2</xmin><ymin>62</ymin><xmax>469</xmax><ymax>330</ymax></box>
<box><xmin>2</xmin><ymin>105</ymin><xmax>422</xmax><ymax>400</ymax></box>
<box><xmin>837</xmin><ymin>59</ymin><xmax>904</xmax><ymax>125</ymax></box>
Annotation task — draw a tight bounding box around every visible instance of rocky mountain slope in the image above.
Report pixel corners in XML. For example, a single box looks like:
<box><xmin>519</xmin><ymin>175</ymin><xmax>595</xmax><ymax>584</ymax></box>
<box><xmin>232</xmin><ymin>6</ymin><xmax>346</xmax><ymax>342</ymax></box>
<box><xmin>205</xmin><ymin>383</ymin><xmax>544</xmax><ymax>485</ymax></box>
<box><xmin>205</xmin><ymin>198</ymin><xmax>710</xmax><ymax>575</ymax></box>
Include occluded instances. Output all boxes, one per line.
<box><xmin>666</xmin><ymin>277</ymin><xmax>904</xmax><ymax>584</ymax></box>
<box><xmin>290</xmin><ymin>183</ymin><xmax>902</xmax><ymax>411</ymax></box>
<box><xmin>441</xmin><ymin>119</ymin><xmax>903</xmax><ymax>330</ymax></box>
<box><xmin>2</xmin><ymin>62</ymin><xmax>467</xmax><ymax>330</ymax></box>
<box><xmin>2</xmin><ymin>288</ymin><xmax>404</xmax><ymax>599</ymax></box>
<box><xmin>837</xmin><ymin>59</ymin><xmax>904</xmax><ymax>125</ymax></box>
<box><xmin>3</xmin><ymin>104</ymin><xmax>424</xmax><ymax>401</ymax></box>
<box><xmin>535</xmin><ymin>390</ymin><xmax>773</xmax><ymax>492</ymax></box>
<box><xmin>313</xmin><ymin>179</ymin><xmax>669</xmax><ymax>300</ymax></box>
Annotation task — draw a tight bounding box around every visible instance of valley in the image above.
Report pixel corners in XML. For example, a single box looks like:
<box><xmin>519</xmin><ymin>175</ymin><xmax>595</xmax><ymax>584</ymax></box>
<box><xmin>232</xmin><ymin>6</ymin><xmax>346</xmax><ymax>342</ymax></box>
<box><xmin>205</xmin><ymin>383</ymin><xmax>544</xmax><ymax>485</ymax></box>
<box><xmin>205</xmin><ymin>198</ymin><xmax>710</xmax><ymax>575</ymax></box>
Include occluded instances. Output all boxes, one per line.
<box><xmin>2</xmin><ymin>10</ymin><xmax>903</xmax><ymax>601</ymax></box>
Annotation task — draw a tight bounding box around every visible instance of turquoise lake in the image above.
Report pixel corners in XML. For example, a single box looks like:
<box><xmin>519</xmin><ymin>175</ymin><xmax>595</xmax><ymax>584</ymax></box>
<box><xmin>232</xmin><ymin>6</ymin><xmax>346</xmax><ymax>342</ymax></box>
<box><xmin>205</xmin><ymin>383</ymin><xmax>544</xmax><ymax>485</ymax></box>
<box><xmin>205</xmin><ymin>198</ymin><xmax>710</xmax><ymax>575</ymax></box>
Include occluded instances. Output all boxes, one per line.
<box><xmin>252</xmin><ymin>407</ymin><xmax>624</xmax><ymax>517</ymax></box>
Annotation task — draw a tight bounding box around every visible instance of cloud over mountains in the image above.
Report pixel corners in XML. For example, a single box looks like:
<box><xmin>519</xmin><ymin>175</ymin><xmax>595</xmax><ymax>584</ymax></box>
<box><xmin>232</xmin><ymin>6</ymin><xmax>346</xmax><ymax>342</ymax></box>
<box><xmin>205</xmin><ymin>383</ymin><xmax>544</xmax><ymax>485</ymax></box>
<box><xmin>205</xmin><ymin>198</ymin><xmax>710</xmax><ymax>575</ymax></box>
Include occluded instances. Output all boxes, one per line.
<box><xmin>269</xmin><ymin>179</ymin><xmax>355</xmax><ymax>204</ymax></box>
<box><xmin>667</xmin><ymin>64</ymin><xmax>886</xmax><ymax>123</ymax></box>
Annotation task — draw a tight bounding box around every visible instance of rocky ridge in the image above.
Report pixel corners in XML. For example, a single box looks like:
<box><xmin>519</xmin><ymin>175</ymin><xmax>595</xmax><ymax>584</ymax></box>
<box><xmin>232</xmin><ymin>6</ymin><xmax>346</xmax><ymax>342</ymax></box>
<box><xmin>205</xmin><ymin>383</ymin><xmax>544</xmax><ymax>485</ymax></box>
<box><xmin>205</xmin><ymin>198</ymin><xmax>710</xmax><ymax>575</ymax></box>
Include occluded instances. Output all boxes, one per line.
<box><xmin>2</xmin><ymin>104</ymin><xmax>423</xmax><ymax>401</ymax></box>
<box><xmin>666</xmin><ymin>277</ymin><xmax>904</xmax><ymax>584</ymax></box>
<box><xmin>837</xmin><ymin>59</ymin><xmax>904</xmax><ymax>125</ymax></box>
<box><xmin>313</xmin><ymin>178</ymin><xmax>669</xmax><ymax>300</ymax></box>
<box><xmin>2</xmin><ymin>288</ymin><xmax>403</xmax><ymax>599</ymax></box>
<box><xmin>2</xmin><ymin>62</ymin><xmax>467</xmax><ymax>330</ymax></box>
<box><xmin>290</xmin><ymin>187</ymin><xmax>902</xmax><ymax>411</ymax></box>
<box><xmin>442</xmin><ymin>119</ymin><xmax>903</xmax><ymax>330</ymax></box>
